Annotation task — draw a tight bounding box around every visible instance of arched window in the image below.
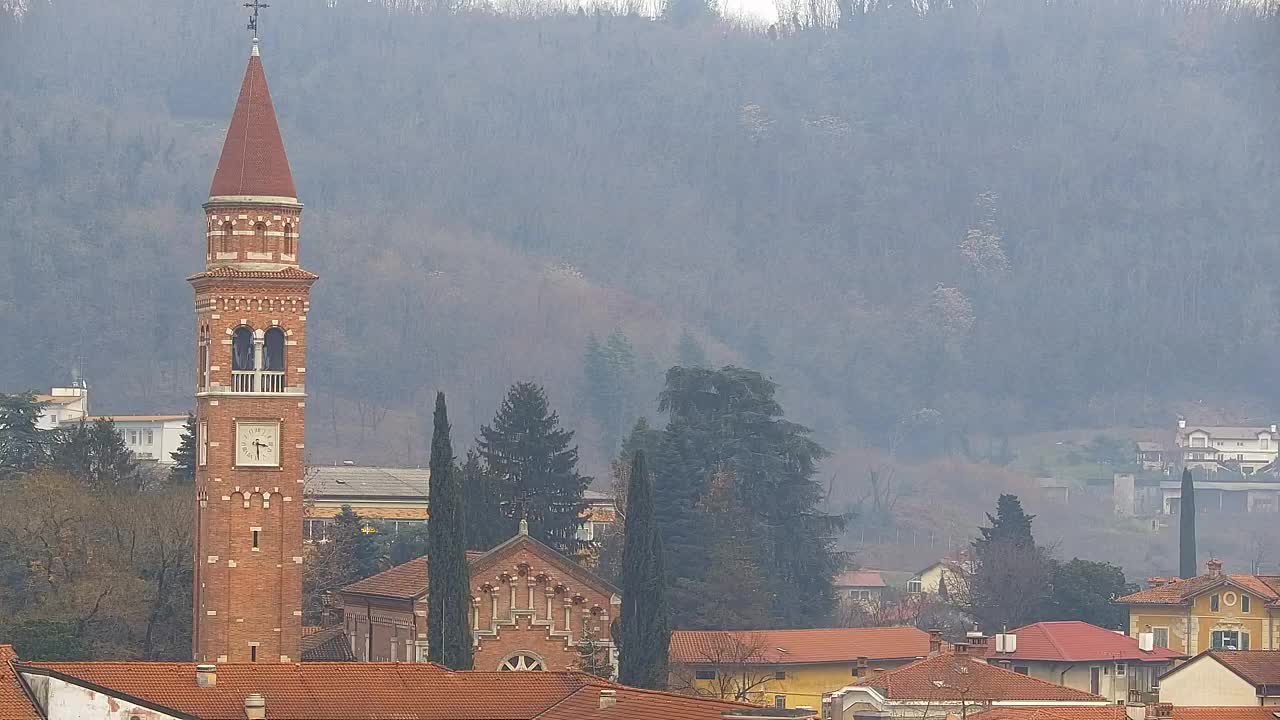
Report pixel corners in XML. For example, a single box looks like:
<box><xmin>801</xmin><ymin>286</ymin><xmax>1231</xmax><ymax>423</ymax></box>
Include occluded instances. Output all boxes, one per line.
<box><xmin>263</xmin><ymin>327</ymin><xmax>286</xmax><ymax>371</ymax></box>
<box><xmin>498</xmin><ymin>652</ymin><xmax>546</xmax><ymax>672</ymax></box>
<box><xmin>284</xmin><ymin>223</ymin><xmax>294</xmax><ymax>256</ymax></box>
<box><xmin>221</xmin><ymin>222</ymin><xmax>234</xmax><ymax>254</ymax></box>
<box><xmin>231</xmin><ymin>327</ymin><xmax>255</xmax><ymax>371</ymax></box>
<box><xmin>197</xmin><ymin>324</ymin><xmax>210</xmax><ymax>389</ymax></box>
<box><xmin>253</xmin><ymin>222</ymin><xmax>267</xmax><ymax>254</ymax></box>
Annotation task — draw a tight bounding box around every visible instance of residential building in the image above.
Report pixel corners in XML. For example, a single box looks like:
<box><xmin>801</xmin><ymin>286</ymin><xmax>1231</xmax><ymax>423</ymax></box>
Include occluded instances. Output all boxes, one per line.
<box><xmin>824</xmin><ymin>644</ymin><xmax>1110</xmax><ymax>719</ymax></box>
<box><xmin>1158</xmin><ymin>650</ymin><xmax>1280</xmax><ymax>707</ymax></box>
<box><xmin>1136</xmin><ymin>441</ymin><xmax>1169</xmax><ymax>472</ymax></box>
<box><xmin>64</xmin><ymin>415</ymin><xmax>188</xmax><ymax>464</ymax></box>
<box><xmin>969</xmin><ymin>709</ymin><xmax>1128</xmax><ymax>720</ymax></box>
<box><xmin>908</xmin><ymin>554</ymin><xmax>975</xmax><ymax>595</ymax></box>
<box><xmin>189</xmin><ymin>36</ymin><xmax>315</xmax><ymax>663</ymax></box>
<box><xmin>32</xmin><ymin>384</ymin><xmax>89</xmax><ymax>430</ymax></box>
<box><xmin>983</xmin><ymin>621</ymin><xmax>1183</xmax><ymax>704</ymax></box>
<box><xmin>2</xmin><ymin>645</ymin><xmax>765</xmax><ymax>720</ymax></box>
<box><xmin>1116</xmin><ymin>560</ymin><xmax>1280</xmax><ymax>654</ymax></box>
<box><xmin>669</xmin><ymin>626</ymin><xmax>939</xmax><ymax>709</ymax></box>
<box><xmin>339</xmin><ymin>522</ymin><xmax>620</xmax><ymax>670</ymax></box>
<box><xmin>1175</xmin><ymin>419</ymin><xmax>1280</xmax><ymax>475</ymax></box>
<box><xmin>834</xmin><ymin>569</ymin><xmax>887</xmax><ymax>606</ymax></box>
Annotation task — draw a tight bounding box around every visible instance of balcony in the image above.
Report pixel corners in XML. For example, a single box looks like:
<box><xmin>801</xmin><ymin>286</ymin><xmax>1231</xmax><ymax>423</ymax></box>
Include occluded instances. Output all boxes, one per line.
<box><xmin>230</xmin><ymin>370</ymin><xmax>286</xmax><ymax>393</ymax></box>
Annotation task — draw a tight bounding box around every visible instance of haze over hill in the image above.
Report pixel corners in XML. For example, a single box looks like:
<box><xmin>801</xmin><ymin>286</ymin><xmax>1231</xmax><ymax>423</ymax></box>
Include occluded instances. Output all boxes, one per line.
<box><xmin>4</xmin><ymin>0</ymin><xmax>1280</xmax><ymax>575</ymax></box>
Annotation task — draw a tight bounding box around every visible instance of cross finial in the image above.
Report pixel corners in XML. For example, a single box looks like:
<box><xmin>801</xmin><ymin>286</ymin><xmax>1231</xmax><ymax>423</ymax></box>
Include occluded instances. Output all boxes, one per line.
<box><xmin>244</xmin><ymin>0</ymin><xmax>269</xmax><ymax>47</ymax></box>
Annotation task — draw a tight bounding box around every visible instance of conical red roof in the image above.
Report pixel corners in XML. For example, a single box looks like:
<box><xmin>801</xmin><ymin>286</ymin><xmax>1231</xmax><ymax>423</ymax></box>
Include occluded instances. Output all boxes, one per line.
<box><xmin>209</xmin><ymin>48</ymin><xmax>297</xmax><ymax>199</ymax></box>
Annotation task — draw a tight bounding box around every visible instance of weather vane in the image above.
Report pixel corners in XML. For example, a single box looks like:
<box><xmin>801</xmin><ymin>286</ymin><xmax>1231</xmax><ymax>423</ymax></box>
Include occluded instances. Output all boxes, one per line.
<box><xmin>244</xmin><ymin>0</ymin><xmax>269</xmax><ymax>37</ymax></box>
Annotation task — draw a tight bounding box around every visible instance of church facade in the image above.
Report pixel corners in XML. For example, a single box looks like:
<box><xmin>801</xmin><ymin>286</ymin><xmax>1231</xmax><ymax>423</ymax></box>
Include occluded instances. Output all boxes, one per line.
<box><xmin>190</xmin><ymin>40</ymin><xmax>314</xmax><ymax>663</ymax></box>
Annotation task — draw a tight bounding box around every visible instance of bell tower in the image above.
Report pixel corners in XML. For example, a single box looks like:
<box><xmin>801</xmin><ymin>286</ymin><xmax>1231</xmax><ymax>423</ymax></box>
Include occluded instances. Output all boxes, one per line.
<box><xmin>190</xmin><ymin>36</ymin><xmax>315</xmax><ymax>663</ymax></box>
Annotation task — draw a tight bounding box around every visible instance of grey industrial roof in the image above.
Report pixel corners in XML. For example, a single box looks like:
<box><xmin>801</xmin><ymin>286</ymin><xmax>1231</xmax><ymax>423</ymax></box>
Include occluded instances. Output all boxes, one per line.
<box><xmin>306</xmin><ymin>465</ymin><xmax>430</xmax><ymax>499</ymax></box>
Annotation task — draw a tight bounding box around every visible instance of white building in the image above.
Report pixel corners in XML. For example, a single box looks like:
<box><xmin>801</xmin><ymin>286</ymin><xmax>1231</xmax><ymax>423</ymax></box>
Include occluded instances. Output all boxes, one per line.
<box><xmin>33</xmin><ymin>385</ymin><xmax>89</xmax><ymax>429</ymax></box>
<box><xmin>1175</xmin><ymin>419</ymin><xmax>1280</xmax><ymax>475</ymax></box>
<box><xmin>63</xmin><ymin>415</ymin><xmax>188</xmax><ymax>464</ymax></box>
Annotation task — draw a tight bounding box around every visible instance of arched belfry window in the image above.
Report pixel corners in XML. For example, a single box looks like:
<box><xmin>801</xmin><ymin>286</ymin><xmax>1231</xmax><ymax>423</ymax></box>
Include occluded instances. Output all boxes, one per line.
<box><xmin>253</xmin><ymin>223</ymin><xmax>267</xmax><ymax>254</ymax></box>
<box><xmin>221</xmin><ymin>222</ymin><xmax>234</xmax><ymax>254</ymax></box>
<box><xmin>231</xmin><ymin>327</ymin><xmax>255</xmax><ymax>370</ymax></box>
<box><xmin>284</xmin><ymin>223</ymin><xmax>294</xmax><ymax>256</ymax></box>
<box><xmin>263</xmin><ymin>328</ymin><xmax>286</xmax><ymax>371</ymax></box>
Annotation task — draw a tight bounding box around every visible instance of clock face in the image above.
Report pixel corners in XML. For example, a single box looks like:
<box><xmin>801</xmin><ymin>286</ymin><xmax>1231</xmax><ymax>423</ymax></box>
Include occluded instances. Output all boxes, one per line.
<box><xmin>235</xmin><ymin>421</ymin><xmax>280</xmax><ymax>467</ymax></box>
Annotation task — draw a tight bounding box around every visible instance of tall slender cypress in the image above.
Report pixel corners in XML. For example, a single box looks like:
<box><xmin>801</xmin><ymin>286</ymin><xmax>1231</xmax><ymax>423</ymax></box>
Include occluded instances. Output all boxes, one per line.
<box><xmin>427</xmin><ymin>392</ymin><xmax>473</xmax><ymax>669</ymax></box>
<box><xmin>618</xmin><ymin>450</ymin><xmax>669</xmax><ymax>689</ymax></box>
<box><xmin>1179</xmin><ymin>467</ymin><xmax>1197</xmax><ymax>579</ymax></box>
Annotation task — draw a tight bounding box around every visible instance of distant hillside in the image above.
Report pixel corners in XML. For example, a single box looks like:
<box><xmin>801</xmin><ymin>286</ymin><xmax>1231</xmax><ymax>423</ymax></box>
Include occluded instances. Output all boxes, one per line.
<box><xmin>2</xmin><ymin>0</ymin><xmax>1280</xmax><ymax>473</ymax></box>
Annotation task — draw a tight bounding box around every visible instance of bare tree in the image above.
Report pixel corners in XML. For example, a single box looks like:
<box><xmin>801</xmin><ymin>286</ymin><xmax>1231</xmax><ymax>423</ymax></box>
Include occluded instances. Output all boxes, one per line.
<box><xmin>669</xmin><ymin>632</ymin><xmax>777</xmax><ymax>703</ymax></box>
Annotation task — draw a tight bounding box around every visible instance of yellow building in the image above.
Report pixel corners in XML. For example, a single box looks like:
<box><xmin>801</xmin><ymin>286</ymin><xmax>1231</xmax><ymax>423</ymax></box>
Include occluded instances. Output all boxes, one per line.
<box><xmin>668</xmin><ymin>626</ymin><xmax>937</xmax><ymax>710</ymax></box>
<box><xmin>1116</xmin><ymin>560</ymin><xmax>1280</xmax><ymax>655</ymax></box>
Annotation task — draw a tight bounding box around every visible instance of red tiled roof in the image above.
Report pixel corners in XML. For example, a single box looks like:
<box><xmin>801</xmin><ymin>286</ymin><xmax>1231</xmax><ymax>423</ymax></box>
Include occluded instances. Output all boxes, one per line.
<box><xmin>188</xmin><ymin>266</ymin><xmax>319</xmax><ymax>281</ymax></box>
<box><xmin>990</xmin><ymin>621</ymin><xmax>1183</xmax><ymax>663</ymax></box>
<box><xmin>669</xmin><ymin>627</ymin><xmax>932</xmax><ymax>665</ymax></box>
<box><xmin>16</xmin><ymin>661</ymin><xmax>746</xmax><ymax>720</ymax></box>
<box><xmin>0</xmin><ymin>647</ymin><xmax>39</xmax><ymax>720</ymax></box>
<box><xmin>1166</xmin><ymin>650</ymin><xmax>1280</xmax><ymax>687</ymax></box>
<box><xmin>971</xmin><ymin>708</ymin><xmax>1128</xmax><ymax>720</ymax></box>
<box><xmin>863</xmin><ymin>653</ymin><xmax>1105</xmax><ymax>702</ymax></box>
<box><xmin>299</xmin><ymin>627</ymin><xmax>354</xmax><ymax>662</ymax></box>
<box><xmin>1116</xmin><ymin>573</ymin><xmax>1280</xmax><ymax>606</ymax></box>
<box><xmin>209</xmin><ymin>50</ymin><xmax>296</xmax><ymax>199</ymax></box>
<box><xmin>342</xmin><ymin>550</ymin><xmax>487</xmax><ymax>600</ymax></box>
<box><xmin>833</xmin><ymin>569</ymin><xmax>886</xmax><ymax>588</ymax></box>
<box><xmin>1173</xmin><ymin>709</ymin><xmax>1280</xmax><ymax>720</ymax></box>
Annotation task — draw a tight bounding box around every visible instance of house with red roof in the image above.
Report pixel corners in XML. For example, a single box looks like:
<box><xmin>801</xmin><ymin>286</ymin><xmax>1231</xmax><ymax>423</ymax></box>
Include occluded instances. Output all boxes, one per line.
<box><xmin>0</xmin><ymin>645</ymin><xmax>812</xmax><ymax>720</ymax></box>
<box><xmin>824</xmin><ymin>643</ymin><xmax>1112</xmax><ymax>720</ymax></box>
<box><xmin>1157</xmin><ymin>649</ymin><xmax>1280</xmax><ymax>707</ymax></box>
<box><xmin>669</xmin><ymin>627</ymin><xmax>941</xmax><ymax>710</ymax></box>
<box><xmin>983</xmin><ymin>621</ymin><xmax>1183</xmax><ymax>704</ymax></box>
<box><xmin>1115</xmin><ymin>560</ymin><xmax>1280</xmax><ymax>655</ymax></box>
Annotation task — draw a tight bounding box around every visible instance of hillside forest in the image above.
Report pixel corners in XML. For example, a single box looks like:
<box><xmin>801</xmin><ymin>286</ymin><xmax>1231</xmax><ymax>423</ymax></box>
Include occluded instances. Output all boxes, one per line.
<box><xmin>4</xmin><ymin>0</ymin><xmax>1280</xmax><ymax>576</ymax></box>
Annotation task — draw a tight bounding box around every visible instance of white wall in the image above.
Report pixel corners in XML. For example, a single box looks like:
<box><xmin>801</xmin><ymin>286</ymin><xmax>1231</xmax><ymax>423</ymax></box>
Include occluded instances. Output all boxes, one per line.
<box><xmin>20</xmin><ymin>673</ymin><xmax>186</xmax><ymax>720</ymax></box>
<box><xmin>1159</xmin><ymin>656</ymin><xmax>1260</xmax><ymax>707</ymax></box>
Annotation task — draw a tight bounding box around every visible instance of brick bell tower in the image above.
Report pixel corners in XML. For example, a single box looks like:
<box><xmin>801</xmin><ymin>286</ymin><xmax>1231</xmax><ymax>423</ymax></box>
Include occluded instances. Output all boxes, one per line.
<box><xmin>190</xmin><ymin>36</ymin><xmax>315</xmax><ymax>663</ymax></box>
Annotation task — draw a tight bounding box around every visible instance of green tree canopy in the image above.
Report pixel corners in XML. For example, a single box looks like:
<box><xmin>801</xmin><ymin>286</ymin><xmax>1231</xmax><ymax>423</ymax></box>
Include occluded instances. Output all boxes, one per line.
<box><xmin>169</xmin><ymin>413</ymin><xmax>197</xmax><ymax>483</ymax></box>
<box><xmin>427</xmin><ymin>392</ymin><xmax>473</xmax><ymax>669</ymax></box>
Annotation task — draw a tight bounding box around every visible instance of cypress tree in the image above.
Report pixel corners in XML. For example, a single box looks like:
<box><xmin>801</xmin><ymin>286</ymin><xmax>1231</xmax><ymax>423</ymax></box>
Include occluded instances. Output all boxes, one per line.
<box><xmin>427</xmin><ymin>392</ymin><xmax>473</xmax><ymax>669</ymax></box>
<box><xmin>618</xmin><ymin>450</ymin><xmax>669</xmax><ymax>689</ymax></box>
<box><xmin>1179</xmin><ymin>467</ymin><xmax>1197</xmax><ymax>579</ymax></box>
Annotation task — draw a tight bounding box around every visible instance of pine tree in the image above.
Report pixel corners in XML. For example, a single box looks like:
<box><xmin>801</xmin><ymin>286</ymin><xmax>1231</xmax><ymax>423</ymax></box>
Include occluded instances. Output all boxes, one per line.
<box><xmin>975</xmin><ymin>493</ymin><xmax>1035</xmax><ymax>551</ymax></box>
<box><xmin>331</xmin><ymin>505</ymin><xmax>386</xmax><ymax>579</ymax></box>
<box><xmin>1179</xmin><ymin>468</ymin><xmax>1197</xmax><ymax>579</ymax></box>
<box><xmin>427</xmin><ymin>392</ymin><xmax>473</xmax><ymax>669</ymax></box>
<box><xmin>0</xmin><ymin>392</ymin><xmax>51</xmax><ymax>479</ymax></box>
<box><xmin>967</xmin><ymin>493</ymin><xmax>1052</xmax><ymax>631</ymax></box>
<box><xmin>674</xmin><ymin>330</ymin><xmax>707</xmax><ymax>368</ymax></box>
<box><xmin>477</xmin><ymin>382</ymin><xmax>589</xmax><ymax>557</ymax></box>
<box><xmin>52</xmin><ymin>419</ymin><xmax>141</xmax><ymax>491</ymax></box>
<box><xmin>653</xmin><ymin>366</ymin><xmax>843</xmax><ymax>628</ymax></box>
<box><xmin>618</xmin><ymin>450</ymin><xmax>669</xmax><ymax>689</ymax></box>
<box><xmin>169</xmin><ymin>413</ymin><xmax>197</xmax><ymax>483</ymax></box>
<box><xmin>461</xmin><ymin>450</ymin><xmax>511</xmax><ymax>551</ymax></box>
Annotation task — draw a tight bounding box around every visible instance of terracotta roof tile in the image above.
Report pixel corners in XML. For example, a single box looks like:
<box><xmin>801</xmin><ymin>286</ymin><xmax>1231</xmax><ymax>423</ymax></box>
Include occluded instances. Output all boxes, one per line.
<box><xmin>833</xmin><ymin>570</ymin><xmax>886</xmax><ymax>588</ymax></box>
<box><xmin>0</xmin><ymin>647</ymin><xmax>39</xmax><ymax>720</ymax></box>
<box><xmin>299</xmin><ymin>627</ymin><xmax>354</xmax><ymax>662</ymax></box>
<box><xmin>1117</xmin><ymin>573</ymin><xmax>1280</xmax><ymax>606</ymax></box>
<box><xmin>1202</xmin><ymin>650</ymin><xmax>1280</xmax><ymax>686</ymax></box>
<box><xmin>209</xmin><ymin>51</ymin><xmax>296</xmax><ymax>199</ymax></box>
<box><xmin>343</xmin><ymin>556</ymin><xmax>428</xmax><ymax>599</ymax></box>
<box><xmin>1173</xmin><ymin>709</ymin><xmax>1280</xmax><ymax>720</ymax></box>
<box><xmin>188</xmin><ymin>266</ymin><xmax>318</xmax><ymax>281</ymax></box>
<box><xmin>989</xmin><ymin>621</ymin><xmax>1183</xmax><ymax>663</ymax></box>
<box><xmin>971</xmin><ymin>708</ymin><xmax>1128</xmax><ymax>720</ymax></box>
<box><xmin>669</xmin><ymin>627</ymin><xmax>932</xmax><ymax>665</ymax></box>
<box><xmin>18</xmin><ymin>661</ymin><xmax>744</xmax><ymax>720</ymax></box>
<box><xmin>861</xmin><ymin>653</ymin><xmax>1105</xmax><ymax>702</ymax></box>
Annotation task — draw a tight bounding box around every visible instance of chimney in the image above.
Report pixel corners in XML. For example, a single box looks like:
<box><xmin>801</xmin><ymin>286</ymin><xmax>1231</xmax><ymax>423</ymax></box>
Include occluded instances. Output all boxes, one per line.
<box><xmin>196</xmin><ymin>664</ymin><xmax>217</xmax><ymax>688</ymax></box>
<box><xmin>1138</xmin><ymin>632</ymin><xmax>1155</xmax><ymax>653</ymax></box>
<box><xmin>1147</xmin><ymin>577</ymin><xmax>1169</xmax><ymax>589</ymax></box>
<box><xmin>1271</xmin><ymin>424</ymin><xmax>1277</xmax><ymax>434</ymax></box>
<box><xmin>854</xmin><ymin>656</ymin><xmax>869</xmax><ymax>679</ymax></box>
<box><xmin>928</xmin><ymin>628</ymin><xmax>943</xmax><ymax>656</ymax></box>
<box><xmin>1206</xmin><ymin>559</ymin><xmax>1223</xmax><ymax>578</ymax></box>
<box><xmin>243</xmin><ymin>694</ymin><xmax>266</xmax><ymax>720</ymax></box>
<box><xmin>1177</xmin><ymin>417</ymin><xmax>1186</xmax><ymax>430</ymax></box>
<box><xmin>953</xmin><ymin>641</ymin><xmax>970</xmax><ymax>656</ymax></box>
<box><xmin>598</xmin><ymin>689</ymin><xmax>617</xmax><ymax>709</ymax></box>
<box><xmin>1148</xmin><ymin>703</ymin><xmax>1173</xmax><ymax>720</ymax></box>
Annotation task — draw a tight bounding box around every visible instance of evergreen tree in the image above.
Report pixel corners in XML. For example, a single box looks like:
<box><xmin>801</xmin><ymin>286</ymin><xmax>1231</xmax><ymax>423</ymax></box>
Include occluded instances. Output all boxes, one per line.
<box><xmin>427</xmin><ymin>392</ymin><xmax>473</xmax><ymax>669</ymax></box>
<box><xmin>1179</xmin><ymin>468</ymin><xmax>1197</xmax><ymax>579</ymax></box>
<box><xmin>0</xmin><ymin>392</ymin><xmax>51</xmax><ymax>479</ymax></box>
<box><xmin>653</xmin><ymin>366</ymin><xmax>843</xmax><ymax>628</ymax></box>
<box><xmin>582</xmin><ymin>330</ymin><xmax>636</xmax><ymax>456</ymax></box>
<box><xmin>169</xmin><ymin>413</ymin><xmax>197</xmax><ymax>483</ymax></box>
<box><xmin>975</xmin><ymin>493</ymin><xmax>1036</xmax><ymax>551</ymax></box>
<box><xmin>574</xmin><ymin>625</ymin><xmax>616</xmax><ymax>679</ymax></box>
<box><xmin>331</xmin><ymin>505</ymin><xmax>386</xmax><ymax>579</ymax></box>
<box><xmin>967</xmin><ymin>494</ymin><xmax>1052</xmax><ymax>631</ymax></box>
<box><xmin>477</xmin><ymin>382</ymin><xmax>589</xmax><ymax>557</ymax></box>
<box><xmin>461</xmin><ymin>450</ymin><xmax>511</xmax><ymax>551</ymax></box>
<box><xmin>52</xmin><ymin>419</ymin><xmax>141</xmax><ymax>491</ymax></box>
<box><xmin>1045</xmin><ymin>558</ymin><xmax>1137</xmax><ymax>629</ymax></box>
<box><xmin>618</xmin><ymin>450</ymin><xmax>669</xmax><ymax>689</ymax></box>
